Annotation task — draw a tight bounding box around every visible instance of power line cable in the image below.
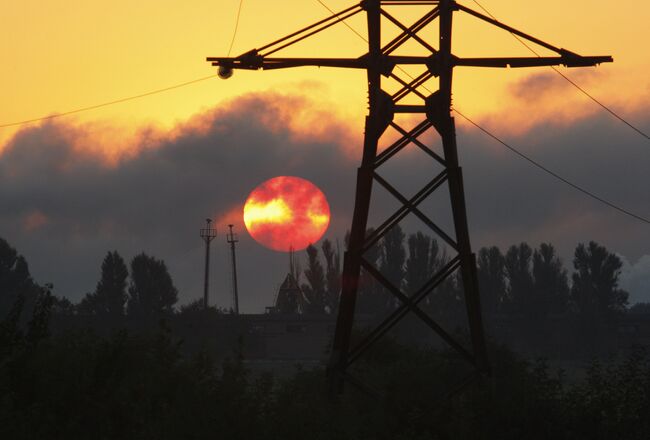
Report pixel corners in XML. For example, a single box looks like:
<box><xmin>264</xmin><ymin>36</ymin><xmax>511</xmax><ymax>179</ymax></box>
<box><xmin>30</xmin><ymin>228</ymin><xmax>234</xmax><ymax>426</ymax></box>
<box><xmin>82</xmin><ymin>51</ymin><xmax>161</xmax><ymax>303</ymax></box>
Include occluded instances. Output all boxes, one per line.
<box><xmin>314</xmin><ymin>0</ymin><xmax>649</xmax><ymax>225</ymax></box>
<box><xmin>453</xmin><ymin>109</ymin><xmax>650</xmax><ymax>225</ymax></box>
<box><xmin>227</xmin><ymin>0</ymin><xmax>245</xmax><ymax>56</ymax></box>
<box><xmin>471</xmin><ymin>0</ymin><xmax>649</xmax><ymax>141</ymax></box>
<box><xmin>316</xmin><ymin>0</ymin><xmax>366</xmax><ymax>41</ymax></box>
<box><xmin>0</xmin><ymin>75</ymin><xmax>215</xmax><ymax>130</ymax></box>
<box><xmin>0</xmin><ymin>0</ymin><xmax>249</xmax><ymax>130</ymax></box>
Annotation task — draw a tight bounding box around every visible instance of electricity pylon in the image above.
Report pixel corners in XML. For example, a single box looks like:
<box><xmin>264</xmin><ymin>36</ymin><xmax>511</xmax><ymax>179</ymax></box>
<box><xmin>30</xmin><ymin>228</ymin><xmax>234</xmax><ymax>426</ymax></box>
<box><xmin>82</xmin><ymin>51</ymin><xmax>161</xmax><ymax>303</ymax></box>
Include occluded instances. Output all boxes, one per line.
<box><xmin>208</xmin><ymin>0</ymin><xmax>612</xmax><ymax>397</ymax></box>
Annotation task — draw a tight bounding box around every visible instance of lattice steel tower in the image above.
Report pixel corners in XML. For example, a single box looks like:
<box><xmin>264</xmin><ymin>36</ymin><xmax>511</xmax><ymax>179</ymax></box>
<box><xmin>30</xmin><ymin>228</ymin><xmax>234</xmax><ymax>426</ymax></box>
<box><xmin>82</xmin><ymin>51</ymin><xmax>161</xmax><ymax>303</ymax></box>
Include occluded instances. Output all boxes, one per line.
<box><xmin>208</xmin><ymin>0</ymin><xmax>611</xmax><ymax>396</ymax></box>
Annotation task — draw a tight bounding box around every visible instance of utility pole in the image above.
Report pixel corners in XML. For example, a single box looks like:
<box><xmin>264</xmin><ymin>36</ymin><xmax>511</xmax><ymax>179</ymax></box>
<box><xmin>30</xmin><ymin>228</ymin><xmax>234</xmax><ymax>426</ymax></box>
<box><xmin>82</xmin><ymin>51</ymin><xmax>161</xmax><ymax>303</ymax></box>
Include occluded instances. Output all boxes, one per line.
<box><xmin>200</xmin><ymin>218</ymin><xmax>217</xmax><ymax>309</ymax></box>
<box><xmin>208</xmin><ymin>0</ymin><xmax>611</xmax><ymax>398</ymax></box>
<box><xmin>227</xmin><ymin>224</ymin><xmax>240</xmax><ymax>315</ymax></box>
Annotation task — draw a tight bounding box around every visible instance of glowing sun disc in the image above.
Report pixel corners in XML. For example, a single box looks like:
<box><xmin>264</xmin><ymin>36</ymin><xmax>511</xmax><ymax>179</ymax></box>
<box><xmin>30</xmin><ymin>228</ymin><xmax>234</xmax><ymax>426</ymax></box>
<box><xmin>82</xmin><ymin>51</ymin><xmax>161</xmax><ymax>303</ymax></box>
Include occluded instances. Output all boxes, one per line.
<box><xmin>243</xmin><ymin>176</ymin><xmax>330</xmax><ymax>252</ymax></box>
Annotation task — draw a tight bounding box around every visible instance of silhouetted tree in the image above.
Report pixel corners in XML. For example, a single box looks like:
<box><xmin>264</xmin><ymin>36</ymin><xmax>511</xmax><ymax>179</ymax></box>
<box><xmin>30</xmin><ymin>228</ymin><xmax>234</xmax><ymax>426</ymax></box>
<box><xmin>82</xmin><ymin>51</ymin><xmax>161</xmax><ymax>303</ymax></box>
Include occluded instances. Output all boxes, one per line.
<box><xmin>379</xmin><ymin>225</ymin><xmax>406</xmax><ymax>309</ymax></box>
<box><xmin>404</xmin><ymin>232</ymin><xmax>433</xmax><ymax>295</ymax></box>
<box><xmin>127</xmin><ymin>253</ymin><xmax>178</xmax><ymax>318</ymax></box>
<box><xmin>570</xmin><ymin>242</ymin><xmax>628</xmax><ymax>354</ymax></box>
<box><xmin>532</xmin><ymin>243</ymin><xmax>569</xmax><ymax>316</ymax></box>
<box><xmin>321</xmin><ymin>239</ymin><xmax>341</xmax><ymax>313</ymax></box>
<box><xmin>302</xmin><ymin>244</ymin><xmax>326</xmax><ymax>314</ymax></box>
<box><xmin>51</xmin><ymin>296</ymin><xmax>75</xmax><ymax>316</ymax></box>
<box><xmin>404</xmin><ymin>233</ymin><xmax>459</xmax><ymax>323</ymax></box>
<box><xmin>629</xmin><ymin>302</ymin><xmax>650</xmax><ymax>315</ymax></box>
<box><xmin>504</xmin><ymin>242</ymin><xmax>534</xmax><ymax>315</ymax></box>
<box><xmin>571</xmin><ymin>241</ymin><xmax>628</xmax><ymax>317</ymax></box>
<box><xmin>351</xmin><ymin>228</ymin><xmax>384</xmax><ymax>315</ymax></box>
<box><xmin>76</xmin><ymin>292</ymin><xmax>96</xmax><ymax>315</ymax></box>
<box><xmin>0</xmin><ymin>237</ymin><xmax>38</xmax><ymax>319</ymax></box>
<box><xmin>178</xmin><ymin>298</ymin><xmax>224</xmax><ymax>317</ymax></box>
<box><xmin>78</xmin><ymin>251</ymin><xmax>128</xmax><ymax>317</ymax></box>
<box><xmin>96</xmin><ymin>251</ymin><xmax>128</xmax><ymax>315</ymax></box>
<box><xmin>477</xmin><ymin>246</ymin><xmax>507</xmax><ymax>317</ymax></box>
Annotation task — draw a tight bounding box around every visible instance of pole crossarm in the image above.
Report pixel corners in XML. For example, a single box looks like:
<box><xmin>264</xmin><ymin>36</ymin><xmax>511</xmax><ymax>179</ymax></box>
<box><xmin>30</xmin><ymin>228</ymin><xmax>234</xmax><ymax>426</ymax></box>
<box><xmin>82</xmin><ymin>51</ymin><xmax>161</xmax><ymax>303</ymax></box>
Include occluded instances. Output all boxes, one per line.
<box><xmin>456</xmin><ymin>55</ymin><xmax>612</xmax><ymax>68</ymax></box>
<box><xmin>206</xmin><ymin>0</ymin><xmax>614</xmax><ymax>401</ymax></box>
<box><xmin>207</xmin><ymin>52</ymin><xmax>611</xmax><ymax>73</ymax></box>
<box><xmin>207</xmin><ymin>0</ymin><xmax>612</xmax><ymax>75</ymax></box>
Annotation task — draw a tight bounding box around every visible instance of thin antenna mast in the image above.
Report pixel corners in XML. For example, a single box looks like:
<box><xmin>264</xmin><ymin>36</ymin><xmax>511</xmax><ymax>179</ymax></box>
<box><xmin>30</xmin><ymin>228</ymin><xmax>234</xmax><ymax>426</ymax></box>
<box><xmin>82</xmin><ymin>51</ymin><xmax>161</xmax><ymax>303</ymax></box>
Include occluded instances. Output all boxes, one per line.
<box><xmin>200</xmin><ymin>218</ymin><xmax>217</xmax><ymax>309</ymax></box>
<box><xmin>227</xmin><ymin>224</ymin><xmax>240</xmax><ymax>315</ymax></box>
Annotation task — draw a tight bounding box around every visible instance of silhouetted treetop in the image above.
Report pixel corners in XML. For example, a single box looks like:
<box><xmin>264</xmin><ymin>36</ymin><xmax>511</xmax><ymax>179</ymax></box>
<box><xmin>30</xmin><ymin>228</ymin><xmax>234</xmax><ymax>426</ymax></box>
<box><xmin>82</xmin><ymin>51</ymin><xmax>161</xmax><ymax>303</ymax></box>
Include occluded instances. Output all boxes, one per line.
<box><xmin>571</xmin><ymin>241</ymin><xmax>628</xmax><ymax>317</ymax></box>
<box><xmin>477</xmin><ymin>246</ymin><xmax>507</xmax><ymax>316</ymax></box>
<box><xmin>302</xmin><ymin>244</ymin><xmax>326</xmax><ymax>314</ymax></box>
<box><xmin>127</xmin><ymin>253</ymin><xmax>178</xmax><ymax>317</ymax></box>
<box><xmin>321</xmin><ymin>239</ymin><xmax>341</xmax><ymax>313</ymax></box>
<box><xmin>379</xmin><ymin>225</ymin><xmax>406</xmax><ymax>294</ymax></box>
<box><xmin>504</xmin><ymin>243</ymin><xmax>534</xmax><ymax>315</ymax></box>
<box><xmin>532</xmin><ymin>243</ymin><xmax>569</xmax><ymax>316</ymax></box>
<box><xmin>0</xmin><ymin>237</ymin><xmax>38</xmax><ymax>319</ymax></box>
<box><xmin>78</xmin><ymin>251</ymin><xmax>128</xmax><ymax>317</ymax></box>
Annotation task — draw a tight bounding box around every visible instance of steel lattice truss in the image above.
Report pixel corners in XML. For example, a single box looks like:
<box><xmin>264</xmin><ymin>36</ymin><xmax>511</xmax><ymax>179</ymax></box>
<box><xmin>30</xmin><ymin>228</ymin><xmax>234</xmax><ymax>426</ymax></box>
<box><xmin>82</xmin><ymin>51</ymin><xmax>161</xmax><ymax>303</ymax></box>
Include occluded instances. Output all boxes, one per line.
<box><xmin>208</xmin><ymin>0</ymin><xmax>612</xmax><ymax>399</ymax></box>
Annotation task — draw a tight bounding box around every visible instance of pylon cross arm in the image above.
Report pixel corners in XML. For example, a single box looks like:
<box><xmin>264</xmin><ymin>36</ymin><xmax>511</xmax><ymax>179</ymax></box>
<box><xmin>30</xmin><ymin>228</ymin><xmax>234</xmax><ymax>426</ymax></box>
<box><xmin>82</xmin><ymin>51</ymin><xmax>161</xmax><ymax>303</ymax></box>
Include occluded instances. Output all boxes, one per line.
<box><xmin>207</xmin><ymin>54</ymin><xmax>611</xmax><ymax>74</ymax></box>
<box><xmin>207</xmin><ymin>1</ymin><xmax>612</xmax><ymax>75</ymax></box>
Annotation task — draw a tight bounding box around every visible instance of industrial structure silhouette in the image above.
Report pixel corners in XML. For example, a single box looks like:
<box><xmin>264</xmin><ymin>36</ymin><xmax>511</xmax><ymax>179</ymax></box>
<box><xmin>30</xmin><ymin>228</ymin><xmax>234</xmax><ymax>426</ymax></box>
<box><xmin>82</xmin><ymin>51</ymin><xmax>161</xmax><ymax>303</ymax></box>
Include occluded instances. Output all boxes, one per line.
<box><xmin>207</xmin><ymin>0</ymin><xmax>612</xmax><ymax>398</ymax></box>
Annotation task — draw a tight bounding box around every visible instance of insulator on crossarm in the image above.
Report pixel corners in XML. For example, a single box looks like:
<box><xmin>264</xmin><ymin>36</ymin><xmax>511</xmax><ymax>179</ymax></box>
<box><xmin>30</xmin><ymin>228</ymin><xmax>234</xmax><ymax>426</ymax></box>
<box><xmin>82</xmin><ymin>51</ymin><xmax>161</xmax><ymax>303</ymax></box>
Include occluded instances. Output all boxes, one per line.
<box><xmin>218</xmin><ymin>65</ymin><xmax>234</xmax><ymax>79</ymax></box>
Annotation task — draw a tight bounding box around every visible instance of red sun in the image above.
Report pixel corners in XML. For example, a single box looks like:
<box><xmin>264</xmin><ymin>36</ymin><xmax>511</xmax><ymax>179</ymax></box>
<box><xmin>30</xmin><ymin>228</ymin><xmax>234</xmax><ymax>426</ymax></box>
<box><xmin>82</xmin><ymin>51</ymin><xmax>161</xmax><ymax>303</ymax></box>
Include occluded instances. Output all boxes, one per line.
<box><xmin>243</xmin><ymin>176</ymin><xmax>330</xmax><ymax>252</ymax></box>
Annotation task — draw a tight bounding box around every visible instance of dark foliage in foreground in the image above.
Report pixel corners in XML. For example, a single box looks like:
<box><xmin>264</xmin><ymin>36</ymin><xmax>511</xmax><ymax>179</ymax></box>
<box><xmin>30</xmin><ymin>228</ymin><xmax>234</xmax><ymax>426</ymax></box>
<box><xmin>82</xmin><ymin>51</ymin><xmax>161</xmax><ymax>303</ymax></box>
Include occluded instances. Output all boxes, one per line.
<box><xmin>1</xmin><ymin>293</ymin><xmax>649</xmax><ymax>439</ymax></box>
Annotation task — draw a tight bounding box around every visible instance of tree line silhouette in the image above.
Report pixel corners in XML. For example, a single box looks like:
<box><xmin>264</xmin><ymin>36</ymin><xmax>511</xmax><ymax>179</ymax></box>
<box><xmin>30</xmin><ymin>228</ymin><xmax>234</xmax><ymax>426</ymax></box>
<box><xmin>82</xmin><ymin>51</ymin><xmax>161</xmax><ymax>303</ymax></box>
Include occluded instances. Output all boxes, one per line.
<box><xmin>2</xmin><ymin>234</ymin><xmax>650</xmax><ymax>438</ymax></box>
<box><xmin>298</xmin><ymin>227</ymin><xmax>638</xmax><ymax>326</ymax></box>
<box><xmin>0</xmin><ymin>231</ymin><xmax>645</xmax><ymax>334</ymax></box>
<box><xmin>0</xmin><ymin>240</ymin><xmax>180</xmax><ymax>324</ymax></box>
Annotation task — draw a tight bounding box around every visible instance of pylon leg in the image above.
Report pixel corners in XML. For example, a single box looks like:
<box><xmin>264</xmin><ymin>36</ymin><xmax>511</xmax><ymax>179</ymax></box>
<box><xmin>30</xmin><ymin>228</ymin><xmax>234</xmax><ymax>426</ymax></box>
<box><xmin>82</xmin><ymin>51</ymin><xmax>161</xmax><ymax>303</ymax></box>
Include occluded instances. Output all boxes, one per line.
<box><xmin>327</xmin><ymin>118</ymin><xmax>380</xmax><ymax>395</ymax></box>
<box><xmin>436</xmin><ymin>114</ymin><xmax>490</xmax><ymax>373</ymax></box>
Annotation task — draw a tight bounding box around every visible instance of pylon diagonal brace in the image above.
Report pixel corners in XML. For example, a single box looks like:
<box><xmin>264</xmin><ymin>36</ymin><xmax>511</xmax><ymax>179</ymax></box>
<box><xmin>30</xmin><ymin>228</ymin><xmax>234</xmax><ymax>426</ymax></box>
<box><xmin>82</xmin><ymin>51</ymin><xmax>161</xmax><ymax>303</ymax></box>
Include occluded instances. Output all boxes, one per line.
<box><xmin>382</xmin><ymin>7</ymin><xmax>440</xmax><ymax>55</ymax></box>
<box><xmin>380</xmin><ymin>8</ymin><xmax>438</xmax><ymax>53</ymax></box>
<box><xmin>374</xmin><ymin>120</ymin><xmax>444</xmax><ymax>167</ymax></box>
<box><xmin>206</xmin><ymin>0</ymin><xmax>613</xmax><ymax>400</ymax></box>
<box><xmin>362</xmin><ymin>169</ymin><xmax>451</xmax><ymax>252</ymax></box>
<box><xmin>373</xmin><ymin>171</ymin><xmax>458</xmax><ymax>248</ymax></box>
<box><xmin>386</xmin><ymin>121</ymin><xmax>446</xmax><ymax>165</ymax></box>
<box><xmin>390</xmin><ymin>72</ymin><xmax>430</xmax><ymax>101</ymax></box>
<box><xmin>347</xmin><ymin>256</ymin><xmax>471</xmax><ymax>365</ymax></box>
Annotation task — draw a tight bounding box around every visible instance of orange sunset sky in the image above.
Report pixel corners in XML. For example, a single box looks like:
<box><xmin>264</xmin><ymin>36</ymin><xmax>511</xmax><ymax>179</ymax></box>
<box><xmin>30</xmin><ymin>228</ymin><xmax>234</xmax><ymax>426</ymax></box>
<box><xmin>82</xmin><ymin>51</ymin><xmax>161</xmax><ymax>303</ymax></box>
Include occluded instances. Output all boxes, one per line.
<box><xmin>1</xmin><ymin>0</ymin><xmax>648</xmax><ymax>148</ymax></box>
<box><xmin>1</xmin><ymin>1</ymin><xmax>649</xmax><ymax>309</ymax></box>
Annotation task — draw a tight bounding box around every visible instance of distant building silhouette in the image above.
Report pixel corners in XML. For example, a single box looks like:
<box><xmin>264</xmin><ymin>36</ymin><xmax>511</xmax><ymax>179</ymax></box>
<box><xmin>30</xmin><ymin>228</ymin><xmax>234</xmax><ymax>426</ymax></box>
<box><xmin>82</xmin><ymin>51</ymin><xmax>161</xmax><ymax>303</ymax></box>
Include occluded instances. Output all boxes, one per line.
<box><xmin>268</xmin><ymin>273</ymin><xmax>310</xmax><ymax>314</ymax></box>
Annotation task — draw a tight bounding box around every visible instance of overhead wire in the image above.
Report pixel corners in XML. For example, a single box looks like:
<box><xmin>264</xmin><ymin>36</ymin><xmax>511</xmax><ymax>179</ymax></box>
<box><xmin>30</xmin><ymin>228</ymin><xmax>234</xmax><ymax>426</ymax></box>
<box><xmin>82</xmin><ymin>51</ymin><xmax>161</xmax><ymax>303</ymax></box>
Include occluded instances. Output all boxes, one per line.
<box><xmin>314</xmin><ymin>0</ymin><xmax>650</xmax><ymax>225</ymax></box>
<box><xmin>0</xmin><ymin>75</ymin><xmax>215</xmax><ymax>129</ymax></box>
<box><xmin>453</xmin><ymin>109</ymin><xmax>650</xmax><ymax>225</ymax></box>
<box><xmin>0</xmin><ymin>0</ymin><xmax>248</xmax><ymax>130</ymax></box>
<box><xmin>226</xmin><ymin>0</ymin><xmax>245</xmax><ymax>56</ymax></box>
<box><xmin>470</xmin><ymin>0</ymin><xmax>649</xmax><ymax>141</ymax></box>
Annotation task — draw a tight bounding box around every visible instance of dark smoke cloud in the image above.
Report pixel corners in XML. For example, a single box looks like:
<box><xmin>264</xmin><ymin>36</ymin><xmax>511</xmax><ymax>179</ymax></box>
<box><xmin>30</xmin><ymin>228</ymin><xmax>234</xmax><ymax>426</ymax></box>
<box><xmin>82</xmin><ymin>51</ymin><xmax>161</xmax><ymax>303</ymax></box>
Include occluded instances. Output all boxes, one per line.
<box><xmin>508</xmin><ymin>69</ymin><xmax>600</xmax><ymax>102</ymax></box>
<box><xmin>1</xmin><ymin>90</ymin><xmax>648</xmax><ymax>310</ymax></box>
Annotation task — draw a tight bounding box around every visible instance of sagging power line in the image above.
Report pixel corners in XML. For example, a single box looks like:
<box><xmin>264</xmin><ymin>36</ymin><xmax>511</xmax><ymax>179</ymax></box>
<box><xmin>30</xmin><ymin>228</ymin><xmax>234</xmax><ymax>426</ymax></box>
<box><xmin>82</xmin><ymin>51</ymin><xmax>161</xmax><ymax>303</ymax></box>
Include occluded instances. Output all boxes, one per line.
<box><xmin>314</xmin><ymin>0</ymin><xmax>649</xmax><ymax>226</ymax></box>
<box><xmin>469</xmin><ymin>0</ymin><xmax>649</xmax><ymax>141</ymax></box>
